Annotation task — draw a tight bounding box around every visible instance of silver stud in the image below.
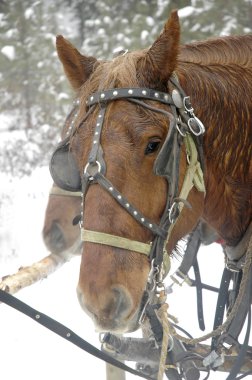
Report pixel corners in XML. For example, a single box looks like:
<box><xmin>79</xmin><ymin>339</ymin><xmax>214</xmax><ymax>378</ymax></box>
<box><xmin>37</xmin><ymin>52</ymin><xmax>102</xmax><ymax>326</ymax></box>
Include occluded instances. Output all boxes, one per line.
<box><xmin>35</xmin><ymin>314</ymin><xmax>40</xmax><ymax>319</ymax></box>
<box><xmin>76</xmin><ymin>99</ymin><xmax>80</xmax><ymax>105</ymax></box>
<box><xmin>164</xmin><ymin>95</ymin><xmax>169</xmax><ymax>101</ymax></box>
<box><xmin>96</xmin><ymin>123</ymin><xmax>100</xmax><ymax>127</ymax></box>
<box><xmin>154</xmin><ymin>92</ymin><xmax>159</xmax><ymax>98</ymax></box>
<box><xmin>141</xmin><ymin>217</ymin><xmax>145</xmax><ymax>222</ymax></box>
<box><xmin>95</xmin><ymin>131</ymin><xmax>99</xmax><ymax>135</ymax></box>
<box><xmin>125</xmin><ymin>203</ymin><xmax>130</xmax><ymax>208</ymax></box>
<box><xmin>93</xmin><ymin>140</ymin><xmax>97</xmax><ymax>144</ymax></box>
<box><xmin>113</xmin><ymin>90</ymin><xmax>118</xmax><ymax>96</ymax></box>
<box><xmin>142</xmin><ymin>90</ymin><xmax>147</xmax><ymax>95</ymax></box>
<box><xmin>133</xmin><ymin>211</ymin><xmax>138</xmax><ymax>216</ymax></box>
<box><xmin>90</xmin><ymin>96</ymin><xmax>94</xmax><ymax>101</ymax></box>
<box><xmin>128</xmin><ymin>89</ymin><xmax>133</xmax><ymax>94</ymax></box>
<box><xmin>100</xmin><ymin>93</ymin><xmax>105</xmax><ymax>99</ymax></box>
<box><xmin>66</xmin><ymin>333</ymin><xmax>71</xmax><ymax>338</ymax></box>
<box><xmin>117</xmin><ymin>195</ymin><xmax>122</xmax><ymax>200</ymax></box>
<box><xmin>149</xmin><ymin>223</ymin><xmax>153</xmax><ymax>228</ymax></box>
<box><xmin>109</xmin><ymin>187</ymin><xmax>114</xmax><ymax>191</ymax></box>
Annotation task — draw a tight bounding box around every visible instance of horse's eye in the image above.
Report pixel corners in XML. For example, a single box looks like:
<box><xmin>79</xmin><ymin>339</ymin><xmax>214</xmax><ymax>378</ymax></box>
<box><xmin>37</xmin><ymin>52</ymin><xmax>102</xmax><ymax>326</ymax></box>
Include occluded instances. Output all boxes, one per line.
<box><xmin>145</xmin><ymin>140</ymin><xmax>160</xmax><ymax>155</ymax></box>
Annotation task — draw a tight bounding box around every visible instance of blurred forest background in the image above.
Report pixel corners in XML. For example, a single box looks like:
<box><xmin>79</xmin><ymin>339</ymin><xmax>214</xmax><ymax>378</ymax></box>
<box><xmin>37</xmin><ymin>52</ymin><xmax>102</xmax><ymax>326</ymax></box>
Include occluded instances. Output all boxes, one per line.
<box><xmin>0</xmin><ymin>0</ymin><xmax>251</xmax><ymax>176</ymax></box>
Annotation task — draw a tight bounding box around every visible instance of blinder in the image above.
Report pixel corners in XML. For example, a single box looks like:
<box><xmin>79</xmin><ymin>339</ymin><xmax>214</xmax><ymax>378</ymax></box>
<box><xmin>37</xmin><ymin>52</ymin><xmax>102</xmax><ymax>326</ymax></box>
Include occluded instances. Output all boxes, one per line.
<box><xmin>154</xmin><ymin>117</ymin><xmax>182</xmax><ymax>198</ymax></box>
<box><xmin>49</xmin><ymin>140</ymin><xmax>81</xmax><ymax>192</ymax></box>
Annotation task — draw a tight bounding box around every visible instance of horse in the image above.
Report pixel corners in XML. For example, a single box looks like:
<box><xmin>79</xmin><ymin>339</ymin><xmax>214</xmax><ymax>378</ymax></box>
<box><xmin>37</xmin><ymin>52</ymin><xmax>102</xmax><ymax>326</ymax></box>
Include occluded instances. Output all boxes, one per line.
<box><xmin>52</xmin><ymin>10</ymin><xmax>252</xmax><ymax>334</ymax></box>
<box><xmin>42</xmin><ymin>102</ymin><xmax>82</xmax><ymax>257</ymax></box>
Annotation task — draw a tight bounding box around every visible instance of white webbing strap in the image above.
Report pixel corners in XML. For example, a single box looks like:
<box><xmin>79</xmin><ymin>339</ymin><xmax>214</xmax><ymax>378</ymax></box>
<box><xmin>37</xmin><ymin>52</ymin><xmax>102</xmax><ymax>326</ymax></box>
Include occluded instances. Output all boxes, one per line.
<box><xmin>50</xmin><ymin>186</ymin><xmax>82</xmax><ymax>197</ymax></box>
<box><xmin>81</xmin><ymin>229</ymin><xmax>151</xmax><ymax>256</ymax></box>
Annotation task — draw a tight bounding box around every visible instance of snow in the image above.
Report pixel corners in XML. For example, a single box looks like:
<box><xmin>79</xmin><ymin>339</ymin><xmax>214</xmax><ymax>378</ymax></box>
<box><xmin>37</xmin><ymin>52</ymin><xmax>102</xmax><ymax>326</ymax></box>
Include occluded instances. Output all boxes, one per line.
<box><xmin>1</xmin><ymin>45</ymin><xmax>15</xmax><ymax>61</ymax></box>
<box><xmin>178</xmin><ymin>6</ymin><xmax>195</xmax><ymax>19</ymax></box>
<box><xmin>0</xmin><ymin>167</ymin><xmax>250</xmax><ymax>379</ymax></box>
<box><xmin>141</xmin><ymin>30</ymin><xmax>149</xmax><ymax>42</ymax></box>
<box><xmin>24</xmin><ymin>8</ymin><xmax>34</xmax><ymax>20</ymax></box>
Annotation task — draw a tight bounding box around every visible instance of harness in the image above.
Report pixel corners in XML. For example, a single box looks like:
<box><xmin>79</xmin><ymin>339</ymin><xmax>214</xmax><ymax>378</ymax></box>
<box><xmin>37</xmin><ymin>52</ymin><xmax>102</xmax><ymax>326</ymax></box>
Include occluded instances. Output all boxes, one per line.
<box><xmin>48</xmin><ymin>75</ymin><xmax>252</xmax><ymax>378</ymax></box>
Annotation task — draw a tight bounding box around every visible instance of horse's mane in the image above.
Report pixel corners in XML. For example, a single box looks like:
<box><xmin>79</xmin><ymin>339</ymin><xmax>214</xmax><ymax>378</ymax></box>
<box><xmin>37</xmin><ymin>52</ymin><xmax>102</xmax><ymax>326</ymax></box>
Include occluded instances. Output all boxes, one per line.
<box><xmin>179</xmin><ymin>34</ymin><xmax>252</xmax><ymax>68</ymax></box>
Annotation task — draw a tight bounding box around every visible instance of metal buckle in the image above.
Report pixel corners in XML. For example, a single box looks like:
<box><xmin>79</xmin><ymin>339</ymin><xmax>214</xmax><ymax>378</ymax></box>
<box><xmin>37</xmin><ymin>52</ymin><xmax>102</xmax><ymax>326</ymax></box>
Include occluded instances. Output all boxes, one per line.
<box><xmin>183</xmin><ymin>96</ymin><xmax>194</xmax><ymax>113</ymax></box>
<box><xmin>225</xmin><ymin>261</ymin><xmax>242</xmax><ymax>273</ymax></box>
<box><xmin>203</xmin><ymin>350</ymin><xmax>225</xmax><ymax>369</ymax></box>
<box><xmin>169</xmin><ymin>269</ymin><xmax>193</xmax><ymax>287</ymax></box>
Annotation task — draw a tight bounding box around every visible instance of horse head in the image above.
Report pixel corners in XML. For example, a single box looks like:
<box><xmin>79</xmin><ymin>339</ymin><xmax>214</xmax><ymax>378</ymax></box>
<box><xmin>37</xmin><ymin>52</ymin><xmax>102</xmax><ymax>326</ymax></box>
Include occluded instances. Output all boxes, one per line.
<box><xmin>43</xmin><ymin>103</ymin><xmax>82</xmax><ymax>257</ymax></box>
<box><xmin>54</xmin><ymin>11</ymin><xmax>205</xmax><ymax>333</ymax></box>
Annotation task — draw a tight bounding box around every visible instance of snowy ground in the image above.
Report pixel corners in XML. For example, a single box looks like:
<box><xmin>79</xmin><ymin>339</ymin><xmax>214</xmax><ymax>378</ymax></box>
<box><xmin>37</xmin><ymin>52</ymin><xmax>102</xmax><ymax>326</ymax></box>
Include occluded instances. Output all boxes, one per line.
<box><xmin>0</xmin><ymin>167</ymin><xmax>250</xmax><ymax>379</ymax></box>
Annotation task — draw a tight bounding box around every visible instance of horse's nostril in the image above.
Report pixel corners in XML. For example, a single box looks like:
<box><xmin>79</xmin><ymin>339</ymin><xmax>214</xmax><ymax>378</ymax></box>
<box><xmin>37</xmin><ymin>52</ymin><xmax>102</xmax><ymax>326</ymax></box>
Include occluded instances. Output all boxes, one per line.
<box><xmin>77</xmin><ymin>285</ymin><xmax>133</xmax><ymax>324</ymax></box>
<box><xmin>109</xmin><ymin>287</ymin><xmax>133</xmax><ymax>320</ymax></box>
<box><xmin>43</xmin><ymin>221</ymin><xmax>66</xmax><ymax>253</ymax></box>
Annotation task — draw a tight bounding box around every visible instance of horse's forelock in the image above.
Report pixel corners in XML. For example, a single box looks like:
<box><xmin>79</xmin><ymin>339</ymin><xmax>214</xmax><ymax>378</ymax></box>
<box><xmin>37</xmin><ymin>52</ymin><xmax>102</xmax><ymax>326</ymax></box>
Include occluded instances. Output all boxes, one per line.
<box><xmin>83</xmin><ymin>50</ymin><xmax>146</xmax><ymax>96</ymax></box>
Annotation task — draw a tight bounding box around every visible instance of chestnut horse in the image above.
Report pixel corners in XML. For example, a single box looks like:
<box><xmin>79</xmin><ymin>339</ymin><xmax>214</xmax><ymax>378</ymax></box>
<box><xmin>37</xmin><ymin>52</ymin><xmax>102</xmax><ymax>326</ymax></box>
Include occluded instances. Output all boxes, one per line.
<box><xmin>53</xmin><ymin>11</ymin><xmax>252</xmax><ymax>333</ymax></box>
<box><xmin>43</xmin><ymin>103</ymin><xmax>82</xmax><ymax>256</ymax></box>
<box><xmin>42</xmin><ymin>185</ymin><xmax>81</xmax><ymax>255</ymax></box>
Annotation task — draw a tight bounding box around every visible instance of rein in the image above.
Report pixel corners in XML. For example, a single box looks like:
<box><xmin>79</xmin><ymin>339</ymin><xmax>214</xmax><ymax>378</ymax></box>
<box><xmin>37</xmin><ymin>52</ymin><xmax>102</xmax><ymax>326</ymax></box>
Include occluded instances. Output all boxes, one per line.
<box><xmin>0</xmin><ymin>289</ymin><xmax>154</xmax><ymax>380</ymax></box>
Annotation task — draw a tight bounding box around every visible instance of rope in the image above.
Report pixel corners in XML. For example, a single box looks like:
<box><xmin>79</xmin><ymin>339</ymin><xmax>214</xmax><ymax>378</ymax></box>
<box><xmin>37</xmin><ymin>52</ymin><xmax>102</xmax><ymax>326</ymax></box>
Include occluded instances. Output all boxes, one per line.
<box><xmin>170</xmin><ymin>233</ymin><xmax>252</xmax><ymax>345</ymax></box>
<box><xmin>157</xmin><ymin>293</ymin><xmax>170</xmax><ymax>380</ymax></box>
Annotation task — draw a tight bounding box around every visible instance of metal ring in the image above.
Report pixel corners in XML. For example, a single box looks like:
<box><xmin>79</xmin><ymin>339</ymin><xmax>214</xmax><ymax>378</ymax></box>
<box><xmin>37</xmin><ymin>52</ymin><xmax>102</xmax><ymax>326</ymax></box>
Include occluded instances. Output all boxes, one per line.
<box><xmin>188</xmin><ymin>117</ymin><xmax>205</xmax><ymax>136</ymax></box>
<box><xmin>84</xmin><ymin>161</ymin><xmax>101</xmax><ymax>175</ymax></box>
<box><xmin>176</xmin><ymin>122</ymin><xmax>187</xmax><ymax>137</ymax></box>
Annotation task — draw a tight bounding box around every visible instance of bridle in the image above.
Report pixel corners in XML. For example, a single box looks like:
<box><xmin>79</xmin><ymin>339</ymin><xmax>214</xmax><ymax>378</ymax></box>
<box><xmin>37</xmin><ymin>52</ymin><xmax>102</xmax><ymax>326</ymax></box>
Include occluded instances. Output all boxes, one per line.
<box><xmin>49</xmin><ymin>73</ymin><xmax>206</xmax><ymax>324</ymax></box>
<box><xmin>75</xmin><ymin>76</ymin><xmax>206</xmax><ymax>297</ymax></box>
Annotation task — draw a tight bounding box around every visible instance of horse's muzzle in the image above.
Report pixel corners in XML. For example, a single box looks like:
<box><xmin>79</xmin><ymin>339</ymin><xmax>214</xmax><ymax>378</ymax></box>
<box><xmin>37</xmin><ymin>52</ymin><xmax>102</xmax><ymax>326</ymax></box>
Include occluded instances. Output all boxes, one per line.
<box><xmin>76</xmin><ymin>285</ymin><xmax>140</xmax><ymax>333</ymax></box>
<box><xmin>43</xmin><ymin>221</ymin><xmax>67</xmax><ymax>254</ymax></box>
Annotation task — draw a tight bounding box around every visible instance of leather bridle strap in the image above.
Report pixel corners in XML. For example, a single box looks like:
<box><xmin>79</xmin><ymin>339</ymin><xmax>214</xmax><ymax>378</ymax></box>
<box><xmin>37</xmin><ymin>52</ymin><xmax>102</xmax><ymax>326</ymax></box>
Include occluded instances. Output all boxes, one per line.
<box><xmin>0</xmin><ymin>289</ymin><xmax>154</xmax><ymax>380</ymax></box>
<box><xmin>91</xmin><ymin>171</ymin><xmax>167</xmax><ymax>239</ymax></box>
<box><xmin>86</xmin><ymin>87</ymin><xmax>174</xmax><ymax>107</ymax></box>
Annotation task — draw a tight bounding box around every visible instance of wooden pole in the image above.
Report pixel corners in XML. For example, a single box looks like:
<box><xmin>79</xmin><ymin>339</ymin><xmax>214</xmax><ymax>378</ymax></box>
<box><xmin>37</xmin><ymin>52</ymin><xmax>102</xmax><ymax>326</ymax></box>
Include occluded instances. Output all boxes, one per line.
<box><xmin>106</xmin><ymin>363</ymin><xmax>126</xmax><ymax>380</ymax></box>
<box><xmin>0</xmin><ymin>253</ymin><xmax>68</xmax><ymax>294</ymax></box>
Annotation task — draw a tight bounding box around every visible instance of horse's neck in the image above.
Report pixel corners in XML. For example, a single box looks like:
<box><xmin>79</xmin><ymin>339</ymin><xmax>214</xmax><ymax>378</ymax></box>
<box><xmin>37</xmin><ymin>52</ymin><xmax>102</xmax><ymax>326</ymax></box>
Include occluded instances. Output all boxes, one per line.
<box><xmin>177</xmin><ymin>60</ymin><xmax>252</xmax><ymax>246</ymax></box>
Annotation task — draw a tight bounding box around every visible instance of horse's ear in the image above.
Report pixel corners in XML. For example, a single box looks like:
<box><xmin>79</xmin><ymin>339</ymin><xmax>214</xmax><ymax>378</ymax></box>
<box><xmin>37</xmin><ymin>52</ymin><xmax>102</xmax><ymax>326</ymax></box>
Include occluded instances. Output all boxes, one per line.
<box><xmin>56</xmin><ymin>35</ymin><xmax>98</xmax><ymax>90</ymax></box>
<box><xmin>139</xmin><ymin>10</ymin><xmax>180</xmax><ymax>86</ymax></box>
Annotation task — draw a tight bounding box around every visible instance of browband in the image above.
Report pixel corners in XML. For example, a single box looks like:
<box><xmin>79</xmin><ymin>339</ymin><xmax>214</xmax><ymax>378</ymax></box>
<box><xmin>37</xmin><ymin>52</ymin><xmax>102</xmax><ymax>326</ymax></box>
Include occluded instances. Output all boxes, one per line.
<box><xmin>86</xmin><ymin>87</ymin><xmax>175</xmax><ymax>107</ymax></box>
